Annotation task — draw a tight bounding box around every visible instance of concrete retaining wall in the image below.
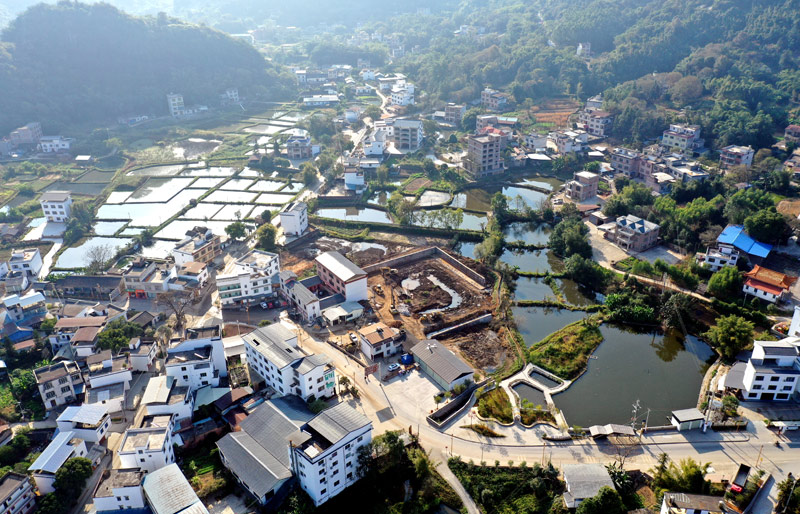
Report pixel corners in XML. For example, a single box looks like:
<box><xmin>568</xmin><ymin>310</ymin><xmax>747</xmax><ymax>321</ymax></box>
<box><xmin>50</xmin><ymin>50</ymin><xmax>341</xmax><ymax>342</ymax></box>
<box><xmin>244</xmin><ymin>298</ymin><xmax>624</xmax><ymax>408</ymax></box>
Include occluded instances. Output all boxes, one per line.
<box><xmin>427</xmin><ymin>313</ymin><xmax>493</xmax><ymax>337</ymax></box>
<box><xmin>363</xmin><ymin>246</ymin><xmax>486</xmax><ymax>287</ymax></box>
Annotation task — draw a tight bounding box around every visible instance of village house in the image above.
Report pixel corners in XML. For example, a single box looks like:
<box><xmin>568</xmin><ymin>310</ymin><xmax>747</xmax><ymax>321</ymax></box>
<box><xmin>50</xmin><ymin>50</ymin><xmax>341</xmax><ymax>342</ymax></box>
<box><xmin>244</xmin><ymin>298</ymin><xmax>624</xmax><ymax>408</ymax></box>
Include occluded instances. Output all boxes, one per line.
<box><xmin>142</xmin><ymin>464</ymin><xmax>209</xmax><ymax>514</ymax></box>
<box><xmin>39</xmin><ymin>191</ymin><xmax>72</xmax><ymax>223</ymax></box>
<box><xmin>315</xmin><ymin>251</ymin><xmax>368</xmax><ymax>302</ymax></box>
<box><xmin>0</xmin><ymin>472</ymin><xmax>36</xmax><ymax>514</ymax></box>
<box><xmin>577</xmin><ymin>109</ymin><xmax>614</xmax><ymax>137</ymax></box>
<box><xmin>481</xmin><ymin>87</ymin><xmax>508</xmax><ymax>110</ymax></box>
<box><xmin>564</xmin><ymin>171</ymin><xmax>599</xmax><ymax>201</ymax></box>
<box><xmin>2</xmin><ymin>291</ymin><xmax>46</xmax><ymax>326</ymax></box>
<box><xmin>243</xmin><ymin>324</ymin><xmax>336</xmax><ymax>400</ymax></box>
<box><xmin>129</xmin><ymin>337</ymin><xmax>157</xmax><ymax>372</ymax></box>
<box><xmin>444</xmin><ymin>103</ymin><xmax>466</xmax><ymax>125</ymax></box>
<box><xmin>118</xmin><ymin>417</ymin><xmax>176</xmax><ymax>473</ymax></box>
<box><xmin>475</xmin><ymin>115</ymin><xmax>517</xmax><ymax>131</ymax></box>
<box><xmin>28</xmin><ymin>431</ymin><xmax>88</xmax><ymax>493</ymax></box>
<box><xmin>285</xmin><ymin>128</ymin><xmax>314</xmax><ymax>159</ymax></box>
<box><xmin>695</xmin><ymin>245</ymin><xmax>739</xmax><ymax>272</ymax></box>
<box><xmin>462</xmin><ymin>133</ymin><xmax>505</xmax><ymax>178</ymax></box>
<box><xmin>217</xmin><ymin>398</ymin><xmax>372</xmax><ymax>508</ymax></box>
<box><xmin>279</xmin><ymin>201</ymin><xmax>309</xmax><ymax>237</ymax></box>
<box><xmin>660</xmin><ymin>124</ymin><xmax>706</xmax><ymax>154</ymax></box>
<box><xmin>390</xmin><ymin>82</ymin><xmax>415</xmax><ymax>106</ymax></box>
<box><xmin>172</xmin><ymin>226</ymin><xmax>221</xmax><ymax>265</ymax></box>
<box><xmin>55</xmin><ymin>404</ymin><xmax>110</xmax><ymax>443</ymax></box>
<box><xmin>562</xmin><ymin>464</ymin><xmax>614</xmax><ymax>509</ymax></box>
<box><xmin>34</xmin><ymin>361</ymin><xmax>84</xmax><ymax>410</ymax></box>
<box><xmin>38</xmin><ymin>135</ymin><xmax>73</xmax><ymax>153</ymax></box>
<box><xmin>216</xmin><ymin>249</ymin><xmax>280</xmax><ymax>308</ymax></box>
<box><xmin>9</xmin><ymin>122</ymin><xmax>42</xmax><ymax>146</ymax></box>
<box><xmin>785</xmin><ymin>124</ymin><xmax>800</xmax><ymax>143</ymax></box>
<box><xmin>732</xmin><ymin>339</ymin><xmax>800</xmax><ymax>401</ymax></box>
<box><xmin>742</xmin><ymin>265</ymin><xmax>796</xmax><ymax>304</ymax></box>
<box><xmin>8</xmin><ymin>248</ymin><xmax>42</xmax><ymax>277</ymax></box>
<box><xmin>358</xmin><ymin>322</ymin><xmax>401</xmax><ymax>361</ymax></box>
<box><xmin>374</xmin><ymin>118</ymin><xmax>424</xmax><ymax>151</ymax></box>
<box><xmin>48</xmin><ymin>315</ymin><xmax>107</xmax><ymax>353</ymax></box>
<box><xmin>525</xmin><ymin>132</ymin><xmax>547</xmax><ymax>151</ymax></box>
<box><xmin>547</xmin><ymin>130</ymin><xmax>588</xmax><ymax>154</ymax></box>
<box><xmin>602</xmin><ymin>215</ymin><xmax>660</xmax><ymax>253</ymax></box>
<box><xmin>140</xmin><ymin>375</ymin><xmax>193</xmax><ymax>421</ymax></box>
<box><xmin>93</xmin><ymin>469</ymin><xmax>146</xmax><ymax>512</ymax></box>
<box><xmin>86</xmin><ymin>351</ymin><xmax>133</xmax><ymax>390</ymax></box>
<box><xmin>719</xmin><ymin>145</ymin><xmax>755</xmax><ymax>169</ymax></box>
<box><xmin>122</xmin><ymin>258</ymin><xmax>172</xmax><ymax>299</ymax></box>
<box><xmin>165</xmin><ymin>344</ymin><xmax>220</xmax><ymax>391</ymax></box>
<box><xmin>410</xmin><ymin>340</ymin><xmax>474</xmax><ymax>391</ymax></box>
<box><xmin>303</xmin><ymin>95</ymin><xmax>339</xmax><ymax>107</ymax></box>
<box><xmin>716</xmin><ymin>224</ymin><xmax>772</xmax><ymax>264</ymax></box>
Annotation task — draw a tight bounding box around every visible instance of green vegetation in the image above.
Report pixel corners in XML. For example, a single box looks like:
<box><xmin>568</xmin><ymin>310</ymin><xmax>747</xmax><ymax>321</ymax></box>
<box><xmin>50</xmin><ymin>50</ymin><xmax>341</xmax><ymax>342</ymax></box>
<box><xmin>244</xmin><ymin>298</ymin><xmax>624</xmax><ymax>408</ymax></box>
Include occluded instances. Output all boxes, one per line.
<box><xmin>179</xmin><ymin>445</ymin><xmax>231</xmax><ymax>499</ymax></box>
<box><xmin>576</xmin><ymin>486</ymin><xmax>626</xmax><ymax>514</ymax></box>
<box><xmin>224</xmin><ymin>221</ymin><xmax>247</xmax><ymax>241</ymax></box>
<box><xmin>461</xmin><ymin>423</ymin><xmax>506</xmax><ymax>438</ymax></box>
<box><xmin>707</xmin><ymin>267</ymin><xmax>744</xmax><ymax>299</ymax></box>
<box><xmin>37</xmin><ymin>457</ymin><xmax>94</xmax><ymax>514</ymax></box>
<box><xmin>448</xmin><ymin>457</ymin><xmax>564</xmax><ymax>514</ymax></box>
<box><xmin>703</xmin><ymin>314</ymin><xmax>754</xmax><ymax>361</ymax></box>
<box><xmin>650</xmin><ymin>453</ymin><xmax>710</xmax><ymax>501</ymax></box>
<box><xmin>548</xmin><ymin>206</ymin><xmax>591</xmax><ymax>259</ymax></box>
<box><xmin>255</xmin><ymin>223</ymin><xmax>277</xmax><ymax>251</ymax></box>
<box><xmin>605</xmin><ymin>290</ymin><xmax>657</xmax><ymax>325</ymax></box>
<box><xmin>0</xmin><ymin>2</ymin><xmax>293</xmax><ymax>132</ymax></box>
<box><xmin>519</xmin><ymin>399</ymin><xmax>556</xmax><ymax>426</ymax></box>
<box><xmin>97</xmin><ymin>320</ymin><xmax>144</xmax><ymax>353</ymax></box>
<box><xmin>476</xmin><ymin>388</ymin><xmax>514</xmax><ymax>424</ymax></box>
<box><xmin>527</xmin><ymin>318</ymin><xmax>603</xmax><ymax>380</ymax></box>
<box><xmin>777</xmin><ymin>475</ymin><xmax>800</xmax><ymax>514</ymax></box>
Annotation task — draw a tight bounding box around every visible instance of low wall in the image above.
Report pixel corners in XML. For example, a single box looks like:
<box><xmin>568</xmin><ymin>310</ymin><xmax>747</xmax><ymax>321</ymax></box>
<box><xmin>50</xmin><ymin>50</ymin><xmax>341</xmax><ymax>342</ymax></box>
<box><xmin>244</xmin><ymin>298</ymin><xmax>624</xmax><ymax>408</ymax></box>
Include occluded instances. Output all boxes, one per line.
<box><xmin>426</xmin><ymin>379</ymin><xmax>491</xmax><ymax>430</ymax></box>
<box><xmin>362</xmin><ymin>246</ymin><xmax>486</xmax><ymax>288</ymax></box>
<box><xmin>426</xmin><ymin>313</ymin><xmax>493</xmax><ymax>338</ymax></box>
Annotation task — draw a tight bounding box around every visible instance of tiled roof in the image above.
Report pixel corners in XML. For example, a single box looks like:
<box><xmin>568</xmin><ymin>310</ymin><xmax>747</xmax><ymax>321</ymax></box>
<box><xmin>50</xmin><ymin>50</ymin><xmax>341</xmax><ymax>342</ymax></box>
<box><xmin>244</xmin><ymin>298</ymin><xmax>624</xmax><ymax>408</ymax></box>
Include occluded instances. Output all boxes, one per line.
<box><xmin>744</xmin><ymin>265</ymin><xmax>796</xmax><ymax>289</ymax></box>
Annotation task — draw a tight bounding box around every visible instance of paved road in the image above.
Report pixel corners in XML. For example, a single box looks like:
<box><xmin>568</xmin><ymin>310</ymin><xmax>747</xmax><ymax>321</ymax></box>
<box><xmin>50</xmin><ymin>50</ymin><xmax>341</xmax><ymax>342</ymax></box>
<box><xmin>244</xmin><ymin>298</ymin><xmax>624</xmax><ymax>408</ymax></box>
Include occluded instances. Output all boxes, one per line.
<box><xmin>38</xmin><ymin>238</ymin><xmax>63</xmax><ymax>279</ymax></box>
<box><xmin>289</xmin><ymin>319</ymin><xmax>797</xmax><ymax>511</ymax></box>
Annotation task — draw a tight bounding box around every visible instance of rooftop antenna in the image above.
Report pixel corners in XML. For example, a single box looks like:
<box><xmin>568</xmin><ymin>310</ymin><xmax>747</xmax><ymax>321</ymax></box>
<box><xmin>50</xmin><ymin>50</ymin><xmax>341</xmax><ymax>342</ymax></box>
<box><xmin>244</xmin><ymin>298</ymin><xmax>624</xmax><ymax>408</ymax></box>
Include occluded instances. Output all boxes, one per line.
<box><xmin>426</xmin><ymin>342</ymin><xmax>437</xmax><ymax>353</ymax></box>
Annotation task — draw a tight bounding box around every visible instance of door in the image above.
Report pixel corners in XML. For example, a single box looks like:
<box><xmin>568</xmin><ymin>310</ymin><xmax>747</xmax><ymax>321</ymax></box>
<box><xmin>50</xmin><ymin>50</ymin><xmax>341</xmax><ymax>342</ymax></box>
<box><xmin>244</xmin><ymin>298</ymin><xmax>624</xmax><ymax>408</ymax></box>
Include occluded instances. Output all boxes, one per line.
<box><xmin>761</xmin><ymin>393</ymin><xmax>775</xmax><ymax>401</ymax></box>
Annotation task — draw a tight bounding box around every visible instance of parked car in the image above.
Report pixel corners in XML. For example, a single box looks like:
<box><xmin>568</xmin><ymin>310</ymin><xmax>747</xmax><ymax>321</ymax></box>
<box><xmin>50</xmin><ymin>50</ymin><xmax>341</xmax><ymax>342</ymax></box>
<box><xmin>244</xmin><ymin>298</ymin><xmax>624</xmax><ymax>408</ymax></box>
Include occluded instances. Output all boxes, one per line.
<box><xmin>260</xmin><ymin>301</ymin><xmax>269</xmax><ymax>309</ymax></box>
<box><xmin>349</xmin><ymin>333</ymin><xmax>358</xmax><ymax>343</ymax></box>
<box><xmin>387</xmin><ymin>363</ymin><xmax>400</xmax><ymax>372</ymax></box>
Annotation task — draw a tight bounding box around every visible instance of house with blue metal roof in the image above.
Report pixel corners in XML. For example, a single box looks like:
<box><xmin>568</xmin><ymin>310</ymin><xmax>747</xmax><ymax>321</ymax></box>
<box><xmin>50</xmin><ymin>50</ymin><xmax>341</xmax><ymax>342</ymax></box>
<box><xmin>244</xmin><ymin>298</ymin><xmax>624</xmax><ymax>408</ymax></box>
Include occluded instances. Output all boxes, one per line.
<box><xmin>717</xmin><ymin>225</ymin><xmax>772</xmax><ymax>262</ymax></box>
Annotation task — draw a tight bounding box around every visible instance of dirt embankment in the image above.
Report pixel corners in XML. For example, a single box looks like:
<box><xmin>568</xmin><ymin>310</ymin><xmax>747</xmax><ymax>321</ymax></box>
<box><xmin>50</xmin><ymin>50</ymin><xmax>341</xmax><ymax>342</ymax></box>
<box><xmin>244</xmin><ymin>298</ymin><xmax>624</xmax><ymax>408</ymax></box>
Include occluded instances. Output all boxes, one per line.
<box><xmin>442</xmin><ymin>327</ymin><xmax>509</xmax><ymax>372</ymax></box>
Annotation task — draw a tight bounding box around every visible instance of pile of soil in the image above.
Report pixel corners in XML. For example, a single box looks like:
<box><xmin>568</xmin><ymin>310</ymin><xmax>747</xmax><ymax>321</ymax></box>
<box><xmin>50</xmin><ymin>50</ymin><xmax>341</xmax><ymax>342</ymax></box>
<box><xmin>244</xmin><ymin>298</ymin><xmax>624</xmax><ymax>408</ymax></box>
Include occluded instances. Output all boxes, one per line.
<box><xmin>444</xmin><ymin>328</ymin><xmax>508</xmax><ymax>371</ymax></box>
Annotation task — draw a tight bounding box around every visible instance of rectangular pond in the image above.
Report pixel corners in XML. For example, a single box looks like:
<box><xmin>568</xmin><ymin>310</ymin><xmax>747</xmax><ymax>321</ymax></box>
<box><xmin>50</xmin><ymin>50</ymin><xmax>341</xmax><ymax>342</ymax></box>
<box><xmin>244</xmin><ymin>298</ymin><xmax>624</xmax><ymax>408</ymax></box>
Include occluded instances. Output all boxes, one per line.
<box><xmin>189</xmin><ymin>178</ymin><xmax>225</xmax><ymax>189</ymax></box>
<box><xmin>126</xmin><ymin>177</ymin><xmax>194</xmax><ymax>203</ymax></box>
<box><xmin>96</xmin><ymin>189</ymin><xmax>204</xmax><ymax>226</ymax></box>
<box><xmin>503</xmin><ymin>222</ymin><xmax>552</xmax><ymax>246</ymax></box>
<box><xmin>316</xmin><ymin>207</ymin><xmax>393</xmax><ymax>224</ymax></box>
<box><xmin>220</xmin><ymin>178</ymin><xmax>255</xmax><ymax>190</ymax></box>
<box><xmin>212</xmin><ymin>205</ymin><xmax>254</xmax><ymax>220</ymax></box>
<box><xmin>553</xmin><ymin>326</ymin><xmax>715</xmax><ymax>427</ymax></box>
<box><xmin>255</xmin><ymin>193</ymin><xmax>294</xmax><ymax>205</ymax></box>
<box><xmin>56</xmin><ymin>237</ymin><xmax>132</xmax><ymax>269</ymax></box>
<box><xmin>512</xmin><ymin>383</ymin><xmax>548</xmax><ymax>408</ymax></box>
<box><xmin>105</xmin><ymin>191</ymin><xmax>133</xmax><ymax>204</ymax></box>
<box><xmin>182</xmin><ymin>203</ymin><xmax>223</xmax><ymax>220</ymax></box>
<box><xmin>512</xmin><ymin>306</ymin><xmax>588</xmax><ymax>346</ymax></box>
<box><xmin>453</xmin><ymin>241</ymin><xmax>478</xmax><ymax>260</ymax></box>
<box><xmin>155</xmin><ymin>219</ymin><xmax>233</xmax><ymax>240</ymax></box>
<box><xmin>44</xmin><ymin>181</ymin><xmax>107</xmax><ymax>195</ymax></box>
<box><xmin>243</xmin><ymin>124</ymin><xmax>288</xmax><ymax>135</ymax></box>
<box><xmin>204</xmin><ymin>190</ymin><xmax>259</xmax><ymax>204</ymax></box>
<box><xmin>179</xmin><ymin>167</ymin><xmax>236</xmax><ymax>178</ymax></box>
<box><xmin>514</xmin><ymin>277</ymin><xmax>558</xmax><ymax>302</ymax></box>
<box><xmin>92</xmin><ymin>221</ymin><xmax>128</xmax><ymax>236</ymax></box>
<box><xmin>500</xmin><ymin>248</ymin><xmax>565</xmax><ymax>273</ymax></box>
<box><xmin>126</xmin><ymin>164</ymin><xmax>185</xmax><ymax>177</ymax></box>
<box><xmin>248</xmin><ymin>180</ymin><xmax>285</xmax><ymax>192</ymax></box>
<box><xmin>281</xmin><ymin>182</ymin><xmax>305</xmax><ymax>193</ymax></box>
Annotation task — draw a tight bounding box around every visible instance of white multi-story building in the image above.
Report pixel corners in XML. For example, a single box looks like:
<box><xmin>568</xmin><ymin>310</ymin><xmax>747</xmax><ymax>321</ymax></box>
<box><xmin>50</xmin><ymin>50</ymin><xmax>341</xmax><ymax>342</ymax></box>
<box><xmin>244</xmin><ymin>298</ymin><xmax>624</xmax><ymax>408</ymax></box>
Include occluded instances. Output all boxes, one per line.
<box><xmin>86</xmin><ymin>352</ymin><xmax>133</xmax><ymax>390</ymax></box>
<box><xmin>243</xmin><ymin>324</ymin><xmax>336</xmax><ymax>400</ymax></box>
<box><xmin>374</xmin><ymin>118</ymin><xmax>424</xmax><ymax>151</ymax></box>
<box><xmin>93</xmin><ymin>470</ymin><xmax>146</xmax><ymax>512</ymax></box>
<box><xmin>217</xmin><ymin>250</ymin><xmax>281</xmax><ymax>308</ymax></box>
<box><xmin>719</xmin><ymin>145</ymin><xmax>755</xmax><ymax>169</ymax></box>
<box><xmin>2</xmin><ymin>291</ymin><xmax>47</xmax><ymax>325</ymax></box>
<box><xmin>39</xmin><ymin>191</ymin><xmax>72</xmax><ymax>222</ymax></box>
<box><xmin>696</xmin><ymin>246</ymin><xmax>739</xmax><ymax>272</ymax></box>
<box><xmin>343</xmin><ymin>167</ymin><xmax>365</xmax><ymax>190</ymax></box>
<box><xmin>217</xmin><ymin>399</ymin><xmax>372</xmax><ymax>507</ymax></box>
<box><xmin>359</xmin><ymin>69</ymin><xmax>376</xmax><ymax>81</ymax></box>
<box><xmin>547</xmin><ymin>130</ymin><xmax>588</xmax><ymax>154</ymax></box>
<box><xmin>142</xmin><ymin>464</ymin><xmax>208</xmax><ymax>514</ymax></box>
<box><xmin>315</xmin><ymin>251</ymin><xmax>368</xmax><ymax>302</ymax></box>
<box><xmin>28</xmin><ymin>431</ymin><xmax>88</xmax><ymax>493</ymax></box>
<box><xmin>8</xmin><ymin>248</ymin><xmax>42</xmax><ymax>278</ymax></box>
<box><xmin>0</xmin><ymin>472</ymin><xmax>36</xmax><ymax>514</ymax></box>
<box><xmin>525</xmin><ymin>132</ymin><xmax>547</xmax><ymax>151</ymax></box>
<box><xmin>279</xmin><ymin>202</ymin><xmax>308</xmax><ymax>237</ymax></box>
<box><xmin>38</xmin><ymin>136</ymin><xmax>73</xmax><ymax>153</ymax></box>
<box><xmin>362</xmin><ymin>131</ymin><xmax>386</xmax><ymax>156</ymax></box>
<box><xmin>118</xmin><ymin>417</ymin><xmax>176</xmax><ymax>473</ymax></box>
<box><xmin>140</xmin><ymin>375</ymin><xmax>193</xmax><ymax>421</ymax></box>
<box><xmin>55</xmin><ymin>404</ymin><xmax>110</xmax><ymax>443</ymax></box>
<box><xmin>172</xmin><ymin>226</ymin><xmax>221</xmax><ymax>265</ymax></box>
<box><xmin>661</xmin><ymin>124</ymin><xmax>705</xmax><ymax>154</ymax></box>
<box><xmin>34</xmin><ymin>361</ymin><xmax>84</xmax><ymax>411</ymax></box>
<box><xmin>293</xmin><ymin>402</ymin><xmax>373</xmax><ymax>505</ymax></box>
<box><xmin>165</xmin><ymin>344</ymin><xmax>219</xmax><ymax>391</ymax></box>
<box><xmin>577</xmin><ymin>109</ymin><xmax>614</xmax><ymax>137</ymax></box>
<box><xmin>740</xmin><ymin>340</ymin><xmax>800</xmax><ymax>401</ymax></box>
<box><xmin>390</xmin><ymin>82</ymin><xmax>415</xmax><ymax>106</ymax></box>
<box><xmin>129</xmin><ymin>337</ymin><xmax>157</xmax><ymax>372</ymax></box>
<box><xmin>167</xmin><ymin>93</ymin><xmax>185</xmax><ymax>117</ymax></box>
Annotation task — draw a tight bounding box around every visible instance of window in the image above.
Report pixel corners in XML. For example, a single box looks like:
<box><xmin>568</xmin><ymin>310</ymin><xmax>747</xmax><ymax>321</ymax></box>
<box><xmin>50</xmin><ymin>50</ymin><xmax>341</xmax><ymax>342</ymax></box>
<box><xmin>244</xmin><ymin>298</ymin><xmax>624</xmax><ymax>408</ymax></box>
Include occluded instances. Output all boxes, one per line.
<box><xmin>768</xmin><ymin>385</ymin><xmax>778</xmax><ymax>391</ymax></box>
<box><xmin>771</xmin><ymin>376</ymin><xmax>781</xmax><ymax>382</ymax></box>
<box><xmin>783</xmin><ymin>386</ymin><xmax>793</xmax><ymax>391</ymax></box>
<box><xmin>317</xmin><ymin>377</ymin><xmax>323</xmax><ymax>383</ymax></box>
<box><xmin>319</xmin><ymin>478</ymin><xmax>326</xmax><ymax>484</ymax></box>
<box><xmin>748</xmin><ymin>393</ymin><xmax>758</xmax><ymax>398</ymax></box>
<box><xmin>320</xmin><ymin>489</ymin><xmax>326</xmax><ymax>495</ymax></box>
<box><xmin>786</xmin><ymin>377</ymin><xmax>796</xmax><ymax>383</ymax></box>
<box><xmin>333</xmin><ymin>480</ymin><xmax>340</xmax><ymax>487</ymax></box>
<box><xmin>753</xmin><ymin>385</ymin><xmax>763</xmax><ymax>390</ymax></box>
<box><xmin>357</xmin><ymin>436</ymin><xmax>363</xmax><ymax>442</ymax></box>
<box><xmin>755</xmin><ymin>375</ymin><xmax>765</xmax><ymax>381</ymax></box>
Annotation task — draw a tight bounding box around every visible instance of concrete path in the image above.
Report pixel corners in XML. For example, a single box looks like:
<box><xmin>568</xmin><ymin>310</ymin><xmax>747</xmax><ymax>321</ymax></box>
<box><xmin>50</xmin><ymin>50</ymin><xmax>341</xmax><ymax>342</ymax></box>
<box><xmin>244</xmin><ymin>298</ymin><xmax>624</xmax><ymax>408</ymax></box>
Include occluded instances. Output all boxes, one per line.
<box><xmin>38</xmin><ymin>238</ymin><xmax>63</xmax><ymax>279</ymax></box>
<box><xmin>432</xmin><ymin>449</ymin><xmax>480</xmax><ymax>514</ymax></box>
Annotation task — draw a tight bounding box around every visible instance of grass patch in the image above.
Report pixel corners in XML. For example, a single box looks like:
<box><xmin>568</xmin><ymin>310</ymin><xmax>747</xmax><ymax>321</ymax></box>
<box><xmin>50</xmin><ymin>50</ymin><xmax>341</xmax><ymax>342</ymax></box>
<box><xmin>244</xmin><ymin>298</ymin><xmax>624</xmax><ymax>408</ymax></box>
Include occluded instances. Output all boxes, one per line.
<box><xmin>527</xmin><ymin>318</ymin><xmax>604</xmax><ymax>380</ymax></box>
<box><xmin>448</xmin><ymin>457</ymin><xmax>564</xmax><ymax>513</ymax></box>
<box><xmin>0</xmin><ymin>383</ymin><xmax>19</xmax><ymax>422</ymax></box>
<box><xmin>477</xmin><ymin>388</ymin><xmax>514</xmax><ymax>424</ymax></box>
<box><xmin>461</xmin><ymin>423</ymin><xmax>506</xmax><ymax>438</ymax></box>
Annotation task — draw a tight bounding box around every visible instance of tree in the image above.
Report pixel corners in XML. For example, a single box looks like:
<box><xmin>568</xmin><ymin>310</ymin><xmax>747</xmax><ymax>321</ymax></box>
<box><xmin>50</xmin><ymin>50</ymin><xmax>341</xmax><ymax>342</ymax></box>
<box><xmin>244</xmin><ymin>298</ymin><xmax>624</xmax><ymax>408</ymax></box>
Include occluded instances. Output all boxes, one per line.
<box><xmin>777</xmin><ymin>475</ymin><xmax>800</xmax><ymax>514</ymax></box>
<box><xmin>10</xmin><ymin>368</ymin><xmax>36</xmax><ymax>399</ymax></box>
<box><xmin>704</xmin><ymin>315</ymin><xmax>753</xmax><ymax>360</ymax></box>
<box><xmin>97</xmin><ymin>320</ymin><xmax>143</xmax><ymax>352</ymax></box>
<box><xmin>576</xmin><ymin>486</ymin><xmax>626</xmax><ymax>514</ymax></box>
<box><xmin>462</xmin><ymin>108</ymin><xmax>480</xmax><ymax>132</ymax></box>
<box><xmin>255</xmin><ymin>223</ymin><xmax>277</xmax><ymax>251</ymax></box>
<box><xmin>744</xmin><ymin>209</ymin><xmax>789</xmax><ymax>243</ymax></box>
<box><xmin>225</xmin><ymin>221</ymin><xmax>247</xmax><ymax>241</ymax></box>
<box><xmin>156</xmin><ymin>290</ymin><xmax>194</xmax><ymax>334</ymax></box>
<box><xmin>85</xmin><ymin>244</ymin><xmax>112</xmax><ymax>273</ymax></box>
<box><xmin>670</xmin><ymin>75</ymin><xmax>703</xmax><ymax>105</ymax></box>
<box><xmin>302</xmin><ymin>162</ymin><xmax>317</xmax><ymax>186</ymax></box>
<box><xmin>564</xmin><ymin>255</ymin><xmax>609</xmax><ymax>291</ymax></box>
<box><xmin>707</xmin><ymin>267</ymin><xmax>743</xmax><ymax>299</ymax></box>
<box><xmin>36</xmin><ymin>493</ymin><xmax>65</xmax><ymax>514</ymax></box>
<box><xmin>363</xmin><ymin>105</ymin><xmax>381</xmax><ymax>121</ymax></box>
<box><xmin>53</xmin><ymin>457</ymin><xmax>93</xmax><ymax>493</ymax></box>
<box><xmin>660</xmin><ymin>292</ymin><xmax>694</xmax><ymax>330</ymax></box>
<box><xmin>375</xmin><ymin>165</ymin><xmax>389</xmax><ymax>184</ymax></box>
<box><xmin>549</xmin><ymin>217</ymin><xmax>591</xmax><ymax>258</ymax></box>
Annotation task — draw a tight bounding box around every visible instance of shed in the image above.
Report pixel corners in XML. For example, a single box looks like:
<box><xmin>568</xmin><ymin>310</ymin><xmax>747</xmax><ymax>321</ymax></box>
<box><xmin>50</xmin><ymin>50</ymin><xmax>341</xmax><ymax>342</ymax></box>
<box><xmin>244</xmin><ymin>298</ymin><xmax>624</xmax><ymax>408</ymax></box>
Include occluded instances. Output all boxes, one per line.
<box><xmin>562</xmin><ymin>463</ymin><xmax>615</xmax><ymax>509</ymax></box>
<box><xmin>671</xmin><ymin>408</ymin><xmax>705</xmax><ymax>431</ymax></box>
<box><xmin>409</xmin><ymin>340</ymin><xmax>474</xmax><ymax>391</ymax></box>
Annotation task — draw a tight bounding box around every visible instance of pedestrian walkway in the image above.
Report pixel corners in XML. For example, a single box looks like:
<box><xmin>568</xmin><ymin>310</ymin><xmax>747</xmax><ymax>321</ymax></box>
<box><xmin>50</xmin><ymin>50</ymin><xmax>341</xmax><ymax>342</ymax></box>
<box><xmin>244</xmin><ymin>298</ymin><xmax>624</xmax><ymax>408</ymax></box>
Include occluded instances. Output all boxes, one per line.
<box><xmin>432</xmin><ymin>449</ymin><xmax>480</xmax><ymax>514</ymax></box>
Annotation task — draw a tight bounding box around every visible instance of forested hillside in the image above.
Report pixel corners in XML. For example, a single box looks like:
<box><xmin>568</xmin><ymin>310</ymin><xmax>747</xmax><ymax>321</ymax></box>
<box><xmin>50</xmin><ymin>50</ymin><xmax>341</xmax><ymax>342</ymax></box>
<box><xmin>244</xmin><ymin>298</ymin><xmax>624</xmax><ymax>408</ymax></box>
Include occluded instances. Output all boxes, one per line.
<box><xmin>386</xmin><ymin>0</ymin><xmax>800</xmax><ymax>149</ymax></box>
<box><xmin>0</xmin><ymin>2</ymin><xmax>295</xmax><ymax>133</ymax></box>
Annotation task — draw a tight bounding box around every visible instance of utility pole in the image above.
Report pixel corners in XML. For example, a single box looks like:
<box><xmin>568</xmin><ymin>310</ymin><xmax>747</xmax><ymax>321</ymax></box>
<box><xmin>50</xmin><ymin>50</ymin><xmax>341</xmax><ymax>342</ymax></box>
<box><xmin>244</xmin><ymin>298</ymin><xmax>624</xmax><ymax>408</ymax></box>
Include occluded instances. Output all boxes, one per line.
<box><xmin>631</xmin><ymin>399</ymin><xmax>641</xmax><ymax>431</ymax></box>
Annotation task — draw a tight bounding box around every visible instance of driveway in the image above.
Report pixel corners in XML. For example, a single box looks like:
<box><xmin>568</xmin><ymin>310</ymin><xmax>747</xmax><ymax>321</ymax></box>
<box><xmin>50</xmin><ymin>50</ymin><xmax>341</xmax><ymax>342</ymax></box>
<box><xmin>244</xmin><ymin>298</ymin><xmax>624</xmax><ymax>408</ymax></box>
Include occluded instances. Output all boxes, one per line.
<box><xmin>637</xmin><ymin>245</ymin><xmax>683</xmax><ymax>265</ymax></box>
<box><xmin>380</xmin><ymin>368</ymin><xmax>442</xmax><ymax>424</ymax></box>
<box><xmin>586</xmin><ymin>223</ymin><xmax>627</xmax><ymax>267</ymax></box>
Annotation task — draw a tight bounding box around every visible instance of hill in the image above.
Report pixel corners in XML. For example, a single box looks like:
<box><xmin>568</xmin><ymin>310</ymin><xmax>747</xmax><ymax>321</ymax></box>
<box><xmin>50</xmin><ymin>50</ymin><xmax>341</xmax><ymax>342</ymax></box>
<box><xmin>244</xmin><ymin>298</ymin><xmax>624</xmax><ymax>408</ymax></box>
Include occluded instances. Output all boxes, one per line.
<box><xmin>0</xmin><ymin>2</ymin><xmax>295</xmax><ymax>133</ymax></box>
<box><xmin>387</xmin><ymin>0</ymin><xmax>800</xmax><ymax>149</ymax></box>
